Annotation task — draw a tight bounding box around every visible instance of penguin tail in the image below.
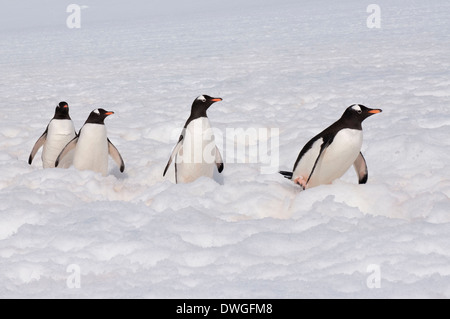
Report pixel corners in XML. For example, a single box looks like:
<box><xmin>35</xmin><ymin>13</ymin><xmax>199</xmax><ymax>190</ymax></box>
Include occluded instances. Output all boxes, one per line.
<box><xmin>279</xmin><ymin>171</ymin><xmax>293</xmax><ymax>179</ymax></box>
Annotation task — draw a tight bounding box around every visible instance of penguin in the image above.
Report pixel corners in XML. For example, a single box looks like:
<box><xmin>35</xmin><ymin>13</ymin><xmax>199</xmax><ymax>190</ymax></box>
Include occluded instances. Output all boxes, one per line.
<box><xmin>28</xmin><ymin>101</ymin><xmax>77</xmax><ymax>168</ymax></box>
<box><xmin>163</xmin><ymin>95</ymin><xmax>224</xmax><ymax>183</ymax></box>
<box><xmin>280</xmin><ymin>104</ymin><xmax>382</xmax><ymax>190</ymax></box>
<box><xmin>55</xmin><ymin>108</ymin><xmax>125</xmax><ymax>176</ymax></box>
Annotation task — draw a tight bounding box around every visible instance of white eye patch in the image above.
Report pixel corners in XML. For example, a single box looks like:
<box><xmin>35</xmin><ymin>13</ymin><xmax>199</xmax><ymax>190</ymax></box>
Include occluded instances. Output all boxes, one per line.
<box><xmin>197</xmin><ymin>95</ymin><xmax>206</xmax><ymax>102</ymax></box>
<box><xmin>94</xmin><ymin>109</ymin><xmax>100</xmax><ymax>114</ymax></box>
<box><xmin>351</xmin><ymin>104</ymin><xmax>362</xmax><ymax>113</ymax></box>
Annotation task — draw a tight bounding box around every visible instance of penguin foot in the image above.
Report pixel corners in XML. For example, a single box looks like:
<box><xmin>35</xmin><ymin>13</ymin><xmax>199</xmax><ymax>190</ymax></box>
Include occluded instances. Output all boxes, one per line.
<box><xmin>294</xmin><ymin>176</ymin><xmax>307</xmax><ymax>190</ymax></box>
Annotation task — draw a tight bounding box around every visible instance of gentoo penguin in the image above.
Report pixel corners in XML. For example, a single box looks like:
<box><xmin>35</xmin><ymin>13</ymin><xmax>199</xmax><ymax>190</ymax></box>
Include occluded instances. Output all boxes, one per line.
<box><xmin>55</xmin><ymin>108</ymin><xmax>124</xmax><ymax>176</ymax></box>
<box><xmin>163</xmin><ymin>95</ymin><xmax>224</xmax><ymax>183</ymax></box>
<box><xmin>28</xmin><ymin>101</ymin><xmax>77</xmax><ymax>168</ymax></box>
<box><xmin>280</xmin><ymin>104</ymin><xmax>382</xmax><ymax>190</ymax></box>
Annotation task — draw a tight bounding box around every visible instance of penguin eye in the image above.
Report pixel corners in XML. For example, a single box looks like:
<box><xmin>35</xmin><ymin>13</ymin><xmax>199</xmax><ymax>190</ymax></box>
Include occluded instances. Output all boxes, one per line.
<box><xmin>357</xmin><ymin>110</ymin><xmax>362</xmax><ymax>114</ymax></box>
<box><xmin>201</xmin><ymin>98</ymin><xmax>206</xmax><ymax>103</ymax></box>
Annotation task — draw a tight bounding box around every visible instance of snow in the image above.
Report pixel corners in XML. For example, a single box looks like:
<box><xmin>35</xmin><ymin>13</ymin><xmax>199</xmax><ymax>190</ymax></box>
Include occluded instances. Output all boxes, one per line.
<box><xmin>1</xmin><ymin>0</ymin><xmax>450</xmax><ymax>298</ymax></box>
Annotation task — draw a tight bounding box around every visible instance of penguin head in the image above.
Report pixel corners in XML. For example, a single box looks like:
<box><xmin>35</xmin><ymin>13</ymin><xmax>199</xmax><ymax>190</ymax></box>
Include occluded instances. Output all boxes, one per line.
<box><xmin>344</xmin><ymin>104</ymin><xmax>382</xmax><ymax>122</ymax></box>
<box><xmin>191</xmin><ymin>95</ymin><xmax>223</xmax><ymax>116</ymax></box>
<box><xmin>53</xmin><ymin>101</ymin><xmax>71</xmax><ymax>119</ymax></box>
<box><xmin>85</xmin><ymin>108</ymin><xmax>115</xmax><ymax>125</ymax></box>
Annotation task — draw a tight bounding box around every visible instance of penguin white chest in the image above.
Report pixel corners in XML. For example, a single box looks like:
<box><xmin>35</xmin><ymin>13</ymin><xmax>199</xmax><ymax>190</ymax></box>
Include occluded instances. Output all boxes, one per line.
<box><xmin>176</xmin><ymin>118</ymin><xmax>217</xmax><ymax>183</ymax></box>
<box><xmin>42</xmin><ymin>119</ymin><xmax>76</xmax><ymax>168</ymax></box>
<box><xmin>312</xmin><ymin>128</ymin><xmax>363</xmax><ymax>186</ymax></box>
<box><xmin>73</xmin><ymin>124</ymin><xmax>109</xmax><ymax>176</ymax></box>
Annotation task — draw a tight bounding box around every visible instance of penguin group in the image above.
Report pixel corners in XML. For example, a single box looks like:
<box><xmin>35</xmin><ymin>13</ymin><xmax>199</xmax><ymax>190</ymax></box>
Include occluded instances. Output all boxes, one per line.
<box><xmin>29</xmin><ymin>103</ymin><xmax>124</xmax><ymax>176</ymax></box>
<box><xmin>29</xmin><ymin>98</ymin><xmax>382</xmax><ymax>190</ymax></box>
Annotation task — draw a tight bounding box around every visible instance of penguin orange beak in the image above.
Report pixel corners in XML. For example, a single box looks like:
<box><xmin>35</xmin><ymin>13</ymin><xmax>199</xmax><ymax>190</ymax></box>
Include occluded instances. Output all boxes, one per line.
<box><xmin>105</xmin><ymin>111</ymin><xmax>114</xmax><ymax>116</ymax></box>
<box><xmin>368</xmin><ymin>109</ymin><xmax>382</xmax><ymax>114</ymax></box>
<box><xmin>63</xmin><ymin>105</ymin><xmax>68</xmax><ymax>108</ymax></box>
<box><xmin>211</xmin><ymin>98</ymin><xmax>223</xmax><ymax>102</ymax></box>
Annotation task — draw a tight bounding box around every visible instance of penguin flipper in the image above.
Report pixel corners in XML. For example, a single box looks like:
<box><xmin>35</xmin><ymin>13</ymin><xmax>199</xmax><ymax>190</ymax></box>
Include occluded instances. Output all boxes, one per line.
<box><xmin>163</xmin><ymin>135</ymin><xmax>184</xmax><ymax>177</ymax></box>
<box><xmin>55</xmin><ymin>136</ymin><xmax>78</xmax><ymax>167</ymax></box>
<box><xmin>353</xmin><ymin>152</ymin><xmax>368</xmax><ymax>184</ymax></box>
<box><xmin>28</xmin><ymin>129</ymin><xmax>48</xmax><ymax>165</ymax></box>
<box><xmin>108</xmin><ymin>138</ymin><xmax>125</xmax><ymax>173</ymax></box>
<box><xmin>305</xmin><ymin>139</ymin><xmax>332</xmax><ymax>187</ymax></box>
<box><xmin>215</xmin><ymin>146</ymin><xmax>224</xmax><ymax>173</ymax></box>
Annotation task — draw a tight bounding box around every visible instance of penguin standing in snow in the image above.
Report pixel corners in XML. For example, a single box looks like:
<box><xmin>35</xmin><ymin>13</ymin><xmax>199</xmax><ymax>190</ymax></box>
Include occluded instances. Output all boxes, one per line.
<box><xmin>55</xmin><ymin>108</ymin><xmax>124</xmax><ymax>176</ymax></box>
<box><xmin>163</xmin><ymin>95</ymin><xmax>224</xmax><ymax>183</ymax></box>
<box><xmin>280</xmin><ymin>104</ymin><xmax>382</xmax><ymax>189</ymax></box>
<box><xmin>28</xmin><ymin>101</ymin><xmax>77</xmax><ymax>168</ymax></box>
